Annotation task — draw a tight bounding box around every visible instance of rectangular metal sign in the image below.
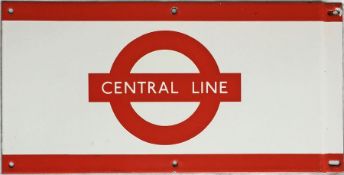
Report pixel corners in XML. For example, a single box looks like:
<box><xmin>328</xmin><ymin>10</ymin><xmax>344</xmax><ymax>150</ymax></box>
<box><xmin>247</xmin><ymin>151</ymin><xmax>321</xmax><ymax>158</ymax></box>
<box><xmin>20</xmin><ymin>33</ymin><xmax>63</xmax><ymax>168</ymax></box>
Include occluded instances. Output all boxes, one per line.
<box><xmin>1</xmin><ymin>1</ymin><xmax>343</xmax><ymax>173</ymax></box>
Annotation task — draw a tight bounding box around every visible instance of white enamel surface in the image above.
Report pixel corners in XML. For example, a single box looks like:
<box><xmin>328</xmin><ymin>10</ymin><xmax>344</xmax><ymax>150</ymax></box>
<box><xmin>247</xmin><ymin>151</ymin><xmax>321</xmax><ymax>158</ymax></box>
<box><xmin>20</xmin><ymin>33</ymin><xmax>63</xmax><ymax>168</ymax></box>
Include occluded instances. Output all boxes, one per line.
<box><xmin>2</xmin><ymin>21</ymin><xmax>343</xmax><ymax>154</ymax></box>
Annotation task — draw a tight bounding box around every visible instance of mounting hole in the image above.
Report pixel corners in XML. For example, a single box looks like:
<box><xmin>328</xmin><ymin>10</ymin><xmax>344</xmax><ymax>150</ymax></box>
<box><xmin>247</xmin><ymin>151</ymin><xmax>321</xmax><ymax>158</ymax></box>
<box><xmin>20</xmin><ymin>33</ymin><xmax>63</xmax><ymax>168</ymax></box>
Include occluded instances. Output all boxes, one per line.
<box><xmin>8</xmin><ymin>161</ymin><xmax>15</xmax><ymax>168</ymax></box>
<box><xmin>172</xmin><ymin>160</ymin><xmax>178</xmax><ymax>167</ymax></box>
<box><xmin>171</xmin><ymin>7</ymin><xmax>178</xmax><ymax>15</ymax></box>
<box><xmin>8</xmin><ymin>8</ymin><xmax>14</xmax><ymax>14</ymax></box>
<box><xmin>328</xmin><ymin>160</ymin><xmax>341</xmax><ymax>166</ymax></box>
<box><xmin>328</xmin><ymin>8</ymin><xmax>342</xmax><ymax>16</ymax></box>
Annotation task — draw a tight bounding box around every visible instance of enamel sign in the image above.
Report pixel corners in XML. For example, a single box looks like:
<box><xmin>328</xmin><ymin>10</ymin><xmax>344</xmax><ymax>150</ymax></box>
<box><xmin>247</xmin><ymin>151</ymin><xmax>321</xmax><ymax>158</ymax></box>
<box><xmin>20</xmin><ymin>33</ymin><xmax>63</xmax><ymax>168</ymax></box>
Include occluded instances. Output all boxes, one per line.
<box><xmin>1</xmin><ymin>2</ymin><xmax>343</xmax><ymax>173</ymax></box>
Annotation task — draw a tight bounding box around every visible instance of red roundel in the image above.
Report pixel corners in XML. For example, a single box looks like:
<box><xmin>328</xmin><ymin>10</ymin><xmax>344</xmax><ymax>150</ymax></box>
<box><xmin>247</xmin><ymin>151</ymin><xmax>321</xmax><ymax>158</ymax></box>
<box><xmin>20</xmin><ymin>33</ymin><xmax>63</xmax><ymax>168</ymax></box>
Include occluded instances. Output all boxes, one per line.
<box><xmin>89</xmin><ymin>31</ymin><xmax>241</xmax><ymax>145</ymax></box>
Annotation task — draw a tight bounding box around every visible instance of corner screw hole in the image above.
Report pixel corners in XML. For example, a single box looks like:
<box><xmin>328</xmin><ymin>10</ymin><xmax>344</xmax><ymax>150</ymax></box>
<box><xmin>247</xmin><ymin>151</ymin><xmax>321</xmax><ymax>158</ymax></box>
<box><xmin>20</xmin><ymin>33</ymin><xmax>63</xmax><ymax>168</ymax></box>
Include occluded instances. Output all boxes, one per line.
<box><xmin>328</xmin><ymin>8</ymin><xmax>342</xmax><ymax>16</ymax></box>
<box><xmin>8</xmin><ymin>8</ymin><xmax>14</xmax><ymax>14</ymax></box>
<box><xmin>8</xmin><ymin>161</ymin><xmax>15</xmax><ymax>168</ymax></box>
<box><xmin>328</xmin><ymin>160</ymin><xmax>341</xmax><ymax>166</ymax></box>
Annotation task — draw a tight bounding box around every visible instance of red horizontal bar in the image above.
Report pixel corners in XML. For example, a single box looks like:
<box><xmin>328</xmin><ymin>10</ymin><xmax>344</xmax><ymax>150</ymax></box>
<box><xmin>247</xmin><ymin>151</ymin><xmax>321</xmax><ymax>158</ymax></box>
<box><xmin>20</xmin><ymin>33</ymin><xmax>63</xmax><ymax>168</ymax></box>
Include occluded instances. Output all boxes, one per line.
<box><xmin>2</xmin><ymin>154</ymin><xmax>343</xmax><ymax>173</ymax></box>
<box><xmin>89</xmin><ymin>73</ymin><xmax>241</xmax><ymax>102</ymax></box>
<box><xmin>1</xmin><ymin>2</ymin><xmax>342</xmax><ymax>21</ymax></box>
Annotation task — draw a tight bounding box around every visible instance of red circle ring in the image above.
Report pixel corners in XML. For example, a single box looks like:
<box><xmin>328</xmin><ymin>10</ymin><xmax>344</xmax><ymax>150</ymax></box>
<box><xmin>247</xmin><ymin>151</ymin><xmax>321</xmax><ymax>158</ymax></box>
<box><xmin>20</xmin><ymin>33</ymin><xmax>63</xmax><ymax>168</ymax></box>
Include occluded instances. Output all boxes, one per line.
<box><xmin>110</xmin><ymin>31</ymin><xmax>221</xmax><ymax>145</ymax></box>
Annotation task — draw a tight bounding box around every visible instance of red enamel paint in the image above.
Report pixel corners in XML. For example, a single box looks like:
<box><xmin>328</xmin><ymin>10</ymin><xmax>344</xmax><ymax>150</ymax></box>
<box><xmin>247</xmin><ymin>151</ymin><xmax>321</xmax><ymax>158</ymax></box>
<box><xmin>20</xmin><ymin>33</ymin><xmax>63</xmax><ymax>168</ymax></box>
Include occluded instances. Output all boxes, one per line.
<box><xmin>1</xmin><ymin>2</ymin><xmax>342</xmax><ymax>21</ymax></box>
<box><xmin>2</xmin><ymin>154</ymin><xmax>344</xmax><ymax>173</ymax></box>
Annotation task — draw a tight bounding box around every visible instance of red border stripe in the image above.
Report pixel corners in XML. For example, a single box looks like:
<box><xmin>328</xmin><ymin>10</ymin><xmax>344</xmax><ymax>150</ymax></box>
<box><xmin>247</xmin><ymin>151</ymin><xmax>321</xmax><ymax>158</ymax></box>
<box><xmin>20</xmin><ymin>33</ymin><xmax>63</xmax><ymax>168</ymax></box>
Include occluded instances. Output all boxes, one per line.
<box><xmin>2</xmin><ymin>154</ymin><xmax>343</xmax><ymax>173</ymax></box>
<box><xmin>1</xmin><ymin>2</ymin><xmax>342</xmax><ymax>21</ymax></box>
